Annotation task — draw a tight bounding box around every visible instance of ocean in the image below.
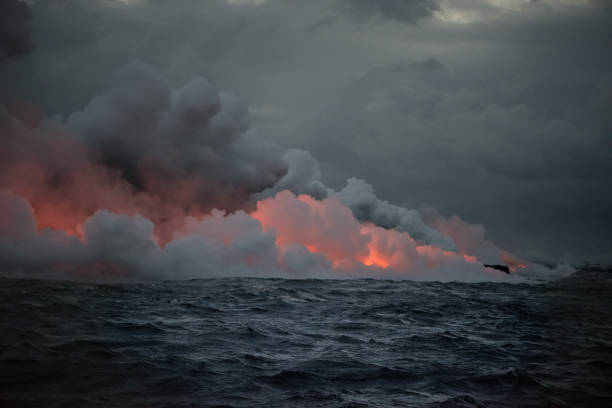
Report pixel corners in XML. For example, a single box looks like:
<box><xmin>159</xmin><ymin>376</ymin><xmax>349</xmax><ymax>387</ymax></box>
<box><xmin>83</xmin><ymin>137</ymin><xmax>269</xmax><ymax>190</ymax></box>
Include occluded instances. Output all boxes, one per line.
<box><xmin>1</xmin><ymin>271</ymin><xmax>611</xmax><ymax>407</ymax></box>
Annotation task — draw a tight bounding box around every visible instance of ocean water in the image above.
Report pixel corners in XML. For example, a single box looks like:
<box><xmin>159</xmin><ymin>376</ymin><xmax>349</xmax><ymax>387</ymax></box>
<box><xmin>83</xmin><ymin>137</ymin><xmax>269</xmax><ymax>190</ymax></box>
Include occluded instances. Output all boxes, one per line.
<box><xmin>1</xmin><ymin>271</ymin><xmax>611</xmax><ymax>407</ymax></box>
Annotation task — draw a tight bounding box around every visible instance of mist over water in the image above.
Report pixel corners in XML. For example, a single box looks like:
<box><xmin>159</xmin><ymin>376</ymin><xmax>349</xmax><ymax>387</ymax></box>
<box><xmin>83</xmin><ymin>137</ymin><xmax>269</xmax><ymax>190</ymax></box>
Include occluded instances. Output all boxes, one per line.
<box><xmin>1</xmin><ymin>270</ymin><xmax>610</xmax><ymax>407</ymax></box>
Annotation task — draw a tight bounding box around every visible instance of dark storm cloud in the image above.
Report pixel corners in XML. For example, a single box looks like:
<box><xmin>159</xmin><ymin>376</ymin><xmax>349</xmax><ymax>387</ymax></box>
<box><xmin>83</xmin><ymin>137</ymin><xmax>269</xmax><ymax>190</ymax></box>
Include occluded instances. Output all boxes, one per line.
<box><xmin>306</xmin><ymin>51</ymin><xmax>612</xmax><ymax>263</ymax></box>
<box><xmin>0</xmin><ymin>0</ymin><xmax>32</xmax><ymax>61</ymax></box>
<box><xmin>0</xmin><ymin>0</ymin><xmax>610</xmax><ymax>265</ymax></box>
<box><xmin>343</xmin><ymin>0</ymin><xmax>439</xmax><ymax>23</ymax></box>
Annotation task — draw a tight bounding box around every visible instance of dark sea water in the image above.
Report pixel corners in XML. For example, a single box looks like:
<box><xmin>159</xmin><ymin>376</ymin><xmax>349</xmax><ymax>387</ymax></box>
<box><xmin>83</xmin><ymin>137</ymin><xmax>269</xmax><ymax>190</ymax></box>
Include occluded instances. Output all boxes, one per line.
<box><xmin>1</xmin><ymin>271</ymin><xmax>611</xmax><ymax>407</ymax></box>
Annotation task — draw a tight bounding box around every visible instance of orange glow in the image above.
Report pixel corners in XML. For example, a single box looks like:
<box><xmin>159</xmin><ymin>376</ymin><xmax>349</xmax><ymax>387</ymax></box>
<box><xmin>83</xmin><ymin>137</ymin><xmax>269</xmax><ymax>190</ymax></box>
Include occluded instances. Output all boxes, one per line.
<box><xmin>251</xmin><ymin>191</ymin><xmax>371</xmax><ymax>265</ymax></box>
<box><xmin>502</xmin><ymin>253</ymin><xmax>527</xmax><ymax>272</ymax></box>
<box><xmin>1</xmin><ymin>124</ymin><xmax>255</xmax><ymax>247</ymax></box>
<box><xmin>463</xmin><ymin>254</ymin><xmax>478</xmax><ymax>263</ymax></box>
<box><xmin>251</xmin><ymin>191</ymin><xmax>481</xmax><ymax>274</ymax></box>
<box><xmin>416</xmin><ymin>245</ymin><xmax>478</xmax><ymax>267</ymax></box>
<box><xmin>360</xmin><ymin>251</ymin><xmax>392</xmax><ymax>268</ymax></box>
<box><xmin>34</xmin><ymin>207</ymin><xmax>84</xmax><ymax>238</ymax></box>
<box><xmin>19</xmin><ymin>184</ymin><xmax>488</xmax><ymax>277</ymax></box>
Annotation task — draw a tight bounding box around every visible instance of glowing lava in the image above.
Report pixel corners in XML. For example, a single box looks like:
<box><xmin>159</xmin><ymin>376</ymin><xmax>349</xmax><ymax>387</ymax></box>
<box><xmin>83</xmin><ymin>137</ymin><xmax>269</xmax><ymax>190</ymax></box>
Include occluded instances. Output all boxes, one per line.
<box><xmin>251</xmin><ymin>191</ymin><xmax>479</xmax><ymax>273</ymax></box>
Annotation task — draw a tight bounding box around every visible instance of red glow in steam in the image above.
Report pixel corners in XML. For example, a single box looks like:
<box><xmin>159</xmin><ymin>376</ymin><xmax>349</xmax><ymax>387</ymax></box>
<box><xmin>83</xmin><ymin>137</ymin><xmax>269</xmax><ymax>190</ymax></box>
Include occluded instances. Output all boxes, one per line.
<box><xmin>16</xmin><ymin>188</ymin><xmax>484</xmax><ymax>275</ymax></box>
<box><xmin>251</xmin><ymin>191</ymin><xmax>479</xmax><ymax>273</ymax></box>
<box><xmin>13</xmin><ymin>187</ymin><xmax>484</xmax><ymax>276</ymax></box>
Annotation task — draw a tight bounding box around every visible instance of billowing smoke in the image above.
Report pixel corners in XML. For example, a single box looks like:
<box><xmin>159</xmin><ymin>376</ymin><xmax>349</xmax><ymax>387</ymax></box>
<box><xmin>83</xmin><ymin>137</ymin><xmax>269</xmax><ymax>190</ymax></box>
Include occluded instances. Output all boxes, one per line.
<box><xmin>333</xmin><ymin>178</ymin><xmax>455</xmax><ymax>250</ymax></box>
<box><xmin>1</xmin><ymin>61</ymin><xmax>287</xmax><ymax>243</ymax></box>
<box><xmin>0</xmin><ymin>62</ymin><xmax>572</xmax><ymax>282</ymax></box>
<box><xmin>255</xmin><ymin>151</ymin><xmax>455</xmax><ymax>250</ymax></box>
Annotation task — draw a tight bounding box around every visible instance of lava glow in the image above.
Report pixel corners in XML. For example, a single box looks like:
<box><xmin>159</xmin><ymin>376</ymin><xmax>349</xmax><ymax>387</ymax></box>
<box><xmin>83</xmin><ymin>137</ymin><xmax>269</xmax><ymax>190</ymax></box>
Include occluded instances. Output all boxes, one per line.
<box><xmin>3</xmin><ymin>184</ymin><xmax>495</xmax><ymax>279</ymax></box>
<box><xmin>33</xmin><ymin>208</ymin><xmax>84</xmax><ymax>238</ymax></box>
<box><xmin>360</xmin><ymin>250</ymin><xmax>392</xmax><ymax>269</ymax></box>
<box><xmin>0</xmin><ymin>185</ymin><xmax>522</xmax><ymax>281</ymax></box>
<box><xmin>416</xmin><ymin>245</ymin><xmax>478</xmax><ymax>266</ymax></box>
<box><xmin>250</xmin><ymin>191</ymin><xmax>480</xmax><ymax>273</ymax></box>
<box><xmin>502</xmin><ymin>253</ymin><xmax>528</xmax><ymax>272</ymax></box>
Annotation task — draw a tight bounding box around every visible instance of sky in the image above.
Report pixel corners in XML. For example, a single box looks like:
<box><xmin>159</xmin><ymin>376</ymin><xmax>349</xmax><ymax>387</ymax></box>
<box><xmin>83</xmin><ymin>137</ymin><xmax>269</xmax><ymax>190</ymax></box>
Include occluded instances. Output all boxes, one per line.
<box><xmin>1</xmin><ymin>0</ymin><xmax>611</xmax><ymax>268</ymax></box>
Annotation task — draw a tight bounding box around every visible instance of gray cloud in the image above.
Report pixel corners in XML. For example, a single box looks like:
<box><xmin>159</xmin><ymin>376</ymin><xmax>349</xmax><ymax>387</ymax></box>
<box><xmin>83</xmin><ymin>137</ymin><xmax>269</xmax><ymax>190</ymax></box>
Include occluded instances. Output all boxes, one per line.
<box><xmin>343</xmin><ymin>0</ymin><xmax>439</xmax><ymax>23</ymax></box>
<box><xmin>0</xmin><ymin>0</ymin><xmax>32</xmax><ymax>61</ymax></box>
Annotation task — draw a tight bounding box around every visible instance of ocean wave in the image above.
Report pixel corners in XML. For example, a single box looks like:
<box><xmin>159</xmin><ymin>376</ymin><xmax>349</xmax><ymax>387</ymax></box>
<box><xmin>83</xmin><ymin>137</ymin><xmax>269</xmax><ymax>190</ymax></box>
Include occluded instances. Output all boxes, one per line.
<box><xmin>1</xmin><ymin>271</ymin><xmax>611</xmax><ymax>407</ymax></box>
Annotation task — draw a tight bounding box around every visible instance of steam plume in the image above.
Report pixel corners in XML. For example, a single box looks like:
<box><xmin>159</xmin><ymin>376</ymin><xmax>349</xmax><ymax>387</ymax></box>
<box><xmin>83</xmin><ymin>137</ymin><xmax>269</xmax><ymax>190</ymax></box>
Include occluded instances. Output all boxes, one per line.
<box><xmin>0</xmin><ymin>62</ymin><xmax>571</xmax><ymax>282</ymax></box>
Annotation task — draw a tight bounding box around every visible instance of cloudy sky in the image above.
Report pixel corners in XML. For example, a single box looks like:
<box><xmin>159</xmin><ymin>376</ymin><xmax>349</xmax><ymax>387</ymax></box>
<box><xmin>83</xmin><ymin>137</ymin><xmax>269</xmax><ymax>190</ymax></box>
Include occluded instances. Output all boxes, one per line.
<box><xmin>1</xmin><ymin>0</ymin><xmax>611</xmax><ymax>265</ymax></box>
